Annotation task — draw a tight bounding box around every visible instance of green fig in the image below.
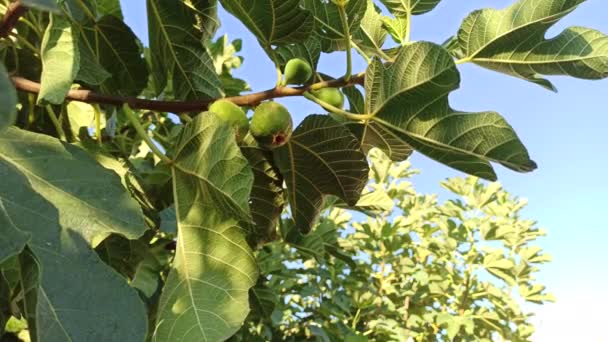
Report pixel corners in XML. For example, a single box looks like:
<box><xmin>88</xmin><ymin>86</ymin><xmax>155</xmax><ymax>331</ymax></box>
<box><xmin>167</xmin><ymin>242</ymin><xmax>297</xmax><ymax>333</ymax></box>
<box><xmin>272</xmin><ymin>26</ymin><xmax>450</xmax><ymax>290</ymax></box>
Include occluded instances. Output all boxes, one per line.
<box><xmin>209</xmin><ymin>99</ymin><xmax>249</xmax><ymax>142</ymax></box>
<box><xmin>310</xmin><ymin>88</ymin><xmax>345</xmax><ymax>109</ymax></box>
<box><xmin>250</xmin><ymin>102</ymin><xmax>293</xmax><ymax>149</ymax></box>
<box><xmin>284</xmin><ymin>58</ymin><xmax>313</xmax><ymax>85</ymax></box>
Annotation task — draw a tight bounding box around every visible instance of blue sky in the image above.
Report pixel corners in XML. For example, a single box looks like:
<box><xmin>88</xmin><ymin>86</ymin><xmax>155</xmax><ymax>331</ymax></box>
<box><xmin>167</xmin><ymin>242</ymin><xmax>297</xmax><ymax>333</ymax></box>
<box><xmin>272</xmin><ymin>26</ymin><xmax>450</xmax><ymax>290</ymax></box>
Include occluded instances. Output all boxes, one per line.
<box><xmin>121</xmin><ymin>1</ymin><xmax>607</xmax><ymax>339</ymax></box>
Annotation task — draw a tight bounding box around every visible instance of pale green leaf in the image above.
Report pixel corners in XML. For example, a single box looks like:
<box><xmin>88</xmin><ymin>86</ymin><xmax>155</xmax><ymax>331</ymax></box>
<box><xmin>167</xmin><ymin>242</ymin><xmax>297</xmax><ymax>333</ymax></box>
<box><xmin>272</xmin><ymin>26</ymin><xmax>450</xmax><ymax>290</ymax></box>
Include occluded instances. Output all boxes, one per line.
<box><xmin>456</xmin><ymin>0</ymin><xmax>608</xmax><ymax>90</ymax></box>
<box><xmin>366</xmin><ymin>42</ymin><xmax>536</xmax><ymax>180</ymax></box>
<box><xmin>38</xmin><ymin>15</ymin><xmax>80</xmax><ymax>105</ymax></box>
<box><xmin>274</xmin><ymin>115</ymin><xmax>369</xmax><ymax>233</ymax></box>
<box><xmin>379</xmin><ymin>0</ymin><xmax>442</xmax><ymax>16</ymax></box>
<box><xmin>0</xmin><ymin>128</ymin><xmax>149</xmax><ymax>341</ymax></box>
<box><xmin>221</xmin><ymin>0</ymin><xmax>314</xmax><ymax>48</ymax></box>
<box><xmin>333</xmin><ymin>189</ymin><xmax>394</xmax><ymax>216</ymax></box>
<box><xmin>0</xmin><ymin>127</ymin><xmax>146</xmax><ymax>244</ymax></box>
<box><xmin>148</xmin><ymin>0</ymin><xmax>222</xmax><ymax>100</ymax></box>
<box><xmin>0</xmin><ymin>63</ymin><xmax>17</xmax><ymax>132</ymax></box>
<box><xmin>302</xmin><ymin>0</ymin><xmax>367</xmax><ymax>52</ymax></box>
<box><xmin>353</xmin><ymin>0</ymin><xmax>388</xmax><ymax>59</ymax></box>
<box><xmin>382</xmin><ymin>16</ymin><xmax>408</xmax><ymax>44</ymax></box>
<box><xmin>154</xmin><ymin>114</ymin><xmax>257</xmax><ymax>342</ymax></box>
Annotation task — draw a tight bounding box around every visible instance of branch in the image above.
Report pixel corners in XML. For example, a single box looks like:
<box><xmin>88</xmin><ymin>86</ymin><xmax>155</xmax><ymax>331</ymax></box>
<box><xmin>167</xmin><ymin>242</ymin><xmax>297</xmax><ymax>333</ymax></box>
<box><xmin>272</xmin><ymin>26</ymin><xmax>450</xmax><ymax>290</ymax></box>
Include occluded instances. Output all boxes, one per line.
<box><xmin>11</xmin><ymin>74</ymin><xmax>365</xmax><ymax>114</ymax></box>
<box><xmin>0</xmin><ymin>1</ymin><xmax>27</xmax><ymax>39</ymax></box>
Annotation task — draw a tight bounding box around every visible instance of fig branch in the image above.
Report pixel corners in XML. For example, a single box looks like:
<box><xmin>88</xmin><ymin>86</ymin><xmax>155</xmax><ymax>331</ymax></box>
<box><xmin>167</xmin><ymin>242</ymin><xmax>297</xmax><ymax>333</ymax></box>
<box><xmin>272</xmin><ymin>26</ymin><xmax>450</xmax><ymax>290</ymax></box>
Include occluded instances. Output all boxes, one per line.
<box><xmin>10</xmin><ymin>74</ymin><xmax>365</xmax><ymax>114</ymax></box>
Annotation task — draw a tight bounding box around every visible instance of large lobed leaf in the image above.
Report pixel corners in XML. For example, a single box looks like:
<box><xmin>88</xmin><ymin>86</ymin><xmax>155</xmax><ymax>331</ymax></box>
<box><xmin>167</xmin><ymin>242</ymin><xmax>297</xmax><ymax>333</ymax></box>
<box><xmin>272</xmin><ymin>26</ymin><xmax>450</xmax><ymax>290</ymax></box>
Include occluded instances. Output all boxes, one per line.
<box><xmin>302</xmin><ymin>0</ymin><xmax>367</xmax><ymax>52</ymax></box>
<box><xmin>78</xmin><ymin>15</ymin><xmax>149</xmax><ymax>96</ymax></box>
<box><xmin>379</xmin><ymin>0</ymin><xmax>442</xmax><ymax>16</ymax></box>
<box><xmin>154</xmin><ymin>114</ymin><xmax>257</xmax><ymax>342</ymax></box>
<box><xmin>366</xmin><ymin>42</ymin><xmax>536</xmax><ymax>180</ymax></box>
<box><xmin>353</xmin><ymin>0</ymin><xmax>388</xmax><ymax>59</ymax></box>
<box><xmin>0</xmin><ymin>128</ymin><xmax>148</xmax><ymax>341</ymax></box>
<box><xmin>274</xmin><ymin>115</ymin><xmax>369</xmax><ymax>233</ymax></box>
<box><xmin>221</xmin><ymin>0</ymin><xmax>314</xmax><ymax>50</ymax></box>
<box><xmin>455</xmin><ymin>0</ymin><xmax>608</xmax><ymax>90</ymax></box>
<box><xmin>148</xmin><ymin>0</ymin><xmax>222</xmax><ymax>100</ymax></box>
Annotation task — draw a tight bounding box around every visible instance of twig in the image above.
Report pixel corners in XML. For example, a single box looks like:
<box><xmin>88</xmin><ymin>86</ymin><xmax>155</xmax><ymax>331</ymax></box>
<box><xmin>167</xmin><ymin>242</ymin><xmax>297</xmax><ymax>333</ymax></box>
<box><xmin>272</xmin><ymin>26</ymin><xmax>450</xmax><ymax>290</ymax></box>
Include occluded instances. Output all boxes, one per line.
<box><xmin>11</xmin><ymin>74</ymin><xmax>365</xmax><ymax>114</ymax></box>
<box><xmin>0</xmin><ymin>1</ymin><xmax>28</xmax><ymax>38</ymax></box>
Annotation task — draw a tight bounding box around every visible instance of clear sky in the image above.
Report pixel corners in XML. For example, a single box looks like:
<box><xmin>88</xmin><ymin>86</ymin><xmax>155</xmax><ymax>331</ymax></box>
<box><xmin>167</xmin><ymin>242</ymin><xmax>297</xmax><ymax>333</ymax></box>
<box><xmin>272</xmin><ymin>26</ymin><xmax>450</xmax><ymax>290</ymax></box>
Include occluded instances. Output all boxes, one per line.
<box><xmin>121</xmin><ymin>1</ymin><xmax>608</xmax><ymax>340</ymax></box>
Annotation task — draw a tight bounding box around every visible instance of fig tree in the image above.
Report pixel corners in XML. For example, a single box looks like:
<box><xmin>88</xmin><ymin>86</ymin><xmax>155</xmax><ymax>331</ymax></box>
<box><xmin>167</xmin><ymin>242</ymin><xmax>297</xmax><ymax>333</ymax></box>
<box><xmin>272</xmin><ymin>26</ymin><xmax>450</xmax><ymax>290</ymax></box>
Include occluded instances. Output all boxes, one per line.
<box><xmin>310</xmin><ymin>88</ymin><xmax>345</xmax><ymax>109</ymax></box>
<box><xmin>208</xmin><ymin>99</ymin><xmax>249</xmax><ymax>142</ymax></box>
<box><xmin>250</xmin><ymin>102</ymin><xmax>293</xmax><ymax>149</ymax></box>
<box><xmin>284</xmin><ymin>58</ymin><xmax>313</xmax><ymax>85</ymax></box>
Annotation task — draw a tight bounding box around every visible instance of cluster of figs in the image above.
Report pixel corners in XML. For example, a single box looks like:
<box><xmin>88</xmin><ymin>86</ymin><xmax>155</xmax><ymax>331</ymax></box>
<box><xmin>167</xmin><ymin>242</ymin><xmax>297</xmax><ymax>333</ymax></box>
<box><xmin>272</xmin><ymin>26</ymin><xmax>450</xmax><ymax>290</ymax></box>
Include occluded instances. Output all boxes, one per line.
<box><xmin>208</xmin><ymin>58</ymin><xmax>345</xmax><ymax>149</ymax></box>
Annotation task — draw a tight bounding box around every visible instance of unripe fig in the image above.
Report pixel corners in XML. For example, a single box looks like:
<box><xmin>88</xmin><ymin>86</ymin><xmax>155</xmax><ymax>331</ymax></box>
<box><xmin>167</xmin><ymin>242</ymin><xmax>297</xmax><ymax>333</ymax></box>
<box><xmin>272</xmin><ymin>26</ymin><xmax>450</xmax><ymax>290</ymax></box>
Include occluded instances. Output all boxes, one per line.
<box><xmin>250</xmin><ymin>102</ymin><xmax>293</xmax><ymax>149</ymax></box>
<box><xmin>284</xmin><ymin>58</ymin><xmax>313</xmax><ymax>85</ymax></box>
<box><xmin>310</xmin><ymin>88</ymin><xmax>345</xmax><ymax>109</ymax></box>
<box><xmin>209</xmin><ymin>100</ymin><xmax>249</xmax><ymax>142</ymax></box>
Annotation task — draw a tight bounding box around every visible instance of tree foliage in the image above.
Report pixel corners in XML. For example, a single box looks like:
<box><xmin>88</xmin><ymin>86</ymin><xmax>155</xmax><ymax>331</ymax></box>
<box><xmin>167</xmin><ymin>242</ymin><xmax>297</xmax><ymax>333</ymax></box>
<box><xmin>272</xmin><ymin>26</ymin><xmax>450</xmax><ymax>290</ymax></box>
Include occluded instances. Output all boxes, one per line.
<box><xmin>233</xmin><ymin>151</ymin><xmax>554</xmax><ymax>341</ymax></box>
<box><xmin>0</xmin><ymin>0</ymin><xmax>606</xmax><ymax>341</ymax></box>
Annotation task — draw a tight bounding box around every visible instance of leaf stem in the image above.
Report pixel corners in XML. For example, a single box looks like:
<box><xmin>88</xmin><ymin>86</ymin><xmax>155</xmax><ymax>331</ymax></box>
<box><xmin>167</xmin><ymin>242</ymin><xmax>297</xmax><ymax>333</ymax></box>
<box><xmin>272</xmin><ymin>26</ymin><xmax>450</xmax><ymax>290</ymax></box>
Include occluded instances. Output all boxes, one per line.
<box><xmin>303</xmin><ymin>91</ymin><xmax>373</xmax><ymax>121</ymax></box>
<box><xmin>455</xmin><ymin>57</ymin><xmax>471</xmax><ymax>65</ymax></box>
<box><xmin>123</xmin><ymin>104</ymin><xmax>172</xmax><ymax>164</ymax></box>
<box><xmin>337</xmin><ymin>3</ymin><xmax>352</xmax><ymax>81</ymax></box>
<box><xmin>45</xmin><ymin>105</ymin><xmax>66</xmax><ymax>141</ymax></box>
<box><xmin>404</xmin><ymin>10</ymin><xmax>412</xmax><ymax>44</ymax></box>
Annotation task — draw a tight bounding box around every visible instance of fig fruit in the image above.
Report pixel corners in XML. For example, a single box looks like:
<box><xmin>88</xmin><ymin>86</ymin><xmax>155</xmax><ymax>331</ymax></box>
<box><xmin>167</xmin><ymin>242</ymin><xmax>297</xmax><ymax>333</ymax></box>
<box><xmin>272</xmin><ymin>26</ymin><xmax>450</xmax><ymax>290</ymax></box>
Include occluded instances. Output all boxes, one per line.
<box><xmin>208</xmin><ymin>100</ymin><xmax>249</xmax><ymax>142</ymax></box>
<box><xmin>310</xmin><ymin>88</ymin><xmax>345</xmax><ymax>109</ymax></box>
<box><xmin>250</xmin><ymin>102</ymin><xmax>293</xmax><ymax>149</ymax></box>
<box><xmin>284</xmin><ymin>58</ymin><xmax>313</xmax><ymax>85</ymax></box>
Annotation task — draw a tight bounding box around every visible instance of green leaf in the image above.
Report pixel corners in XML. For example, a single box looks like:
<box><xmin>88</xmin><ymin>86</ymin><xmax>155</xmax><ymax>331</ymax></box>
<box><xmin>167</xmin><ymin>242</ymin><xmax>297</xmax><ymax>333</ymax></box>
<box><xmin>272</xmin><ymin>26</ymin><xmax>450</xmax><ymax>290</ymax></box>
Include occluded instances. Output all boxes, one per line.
<box><xmin>382</xmin><ymin>16</ymin><xmax>408</xmax><ymax>44</ymax></box>
<box><xmin>79</xmin><ymin>15</ymin><xmax>149</xmax><ymax>96</ymax></box>
<box><xmin>379</xmin><ymin>0</ymin><xmax>442</xmax><ymax>16</ymax></box>
<box><xmin>0</xmin><ymin>127</ymin><xmax>146</xmax><ymax>244</ymax></box>
<box><xmin>38</xmin><ymin>15</ymin><xmax>80</xmax><ymax>105</ymax></box>
<box><xmin>366</xmin><ymin>42</ymin><xmax>536</xmax><ymax>180</ymax></box>
<box><xmin>154</xmin><ymin>114</ymin><xmax>257</xmax><ymax>342</ymax></box>
<box><xmin>240</xmin><ymin>135</ymin><xmax>285</xmax><ymax>245</ymax></box>
<box><xmin>21</xmin><ymin>0</ymin><xmax>58</xmax><ymax>12</ymax></box>
<box><xmin>221</xmin><ymin>0</ymin><xmax>314</xmax><ymax>48</ymax></box>
<box><xmin>456</xmin><ymin>0</ymin><xmax>608</xmax><ymax>90</ymax></box>
<box><xmin>188</xmin><ymin>0</ymin><xmax>220</xmax><ymax>40</ymax></box>
<box><xmin>95</xmin><ymin>234</ymin><xmax>147</xmax><ymax>279</ymax></box>
<box><xmin>96</xmin><ymin>0</ymin><xmax>123</xmax><ymax>18</ymax></box>
<box><xmin>0</xmin><ymin>269</ymin><xmax>11</xmax><ymax>336</ymax></box>
<box><xmin>76</xmin><ymin>47</ymin><xmax>112</xmax><ymax>86</ymax></box>
<box><xmin>159</xmin><ymin>205</ymin><xmax>177</xmax><ymax>235</ymax></box>
<box><xmin>0</xmin><ymin>63</ymin><xmax>17</xmax><ymax>132</ymax></box>
<box><xmin>353</xmin><ymin>0</ymin><xmax>387</xmax><ymax>59</ymax></box>
<box><xmin>346</xmin><ymin>121</ymin><xmax>413</xmax><ymax>161</ymax></box>
<box><xmin>343</xmin><ymin>86</ymin><xmax>365</xmax><ymax>114</ymax></box>
<box><xmin>249</xmin><ymin>281</ymin><xmax>278</xmax><ymax>320</ymax></box>
<box><xmin>333</xmin><ymin>189</ymin><xmax>394</xmax><ymax>216</ymax></box>
<box><xmin>148</xmin><ymin>0</ymin><xmax>222</xmax><ymax>99</ymax></box>
<box><xmin>0</xmin><ymin>128</ymin><xmax>149</xmax><ymax>341</ymax></box>
<box><xmin>274</xmin><ymin>115</ymin><xmax>369</xmax><ymax>233</ymax></box>
<box><xmin>302</xmin><ymin>0</ymin><xmax>367</xmax><ymax>52</ymax></box>
<box><xmin>343</xmin><ymin>85</ymin><xmax>413</xmax><ymax>161</ymax></box>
